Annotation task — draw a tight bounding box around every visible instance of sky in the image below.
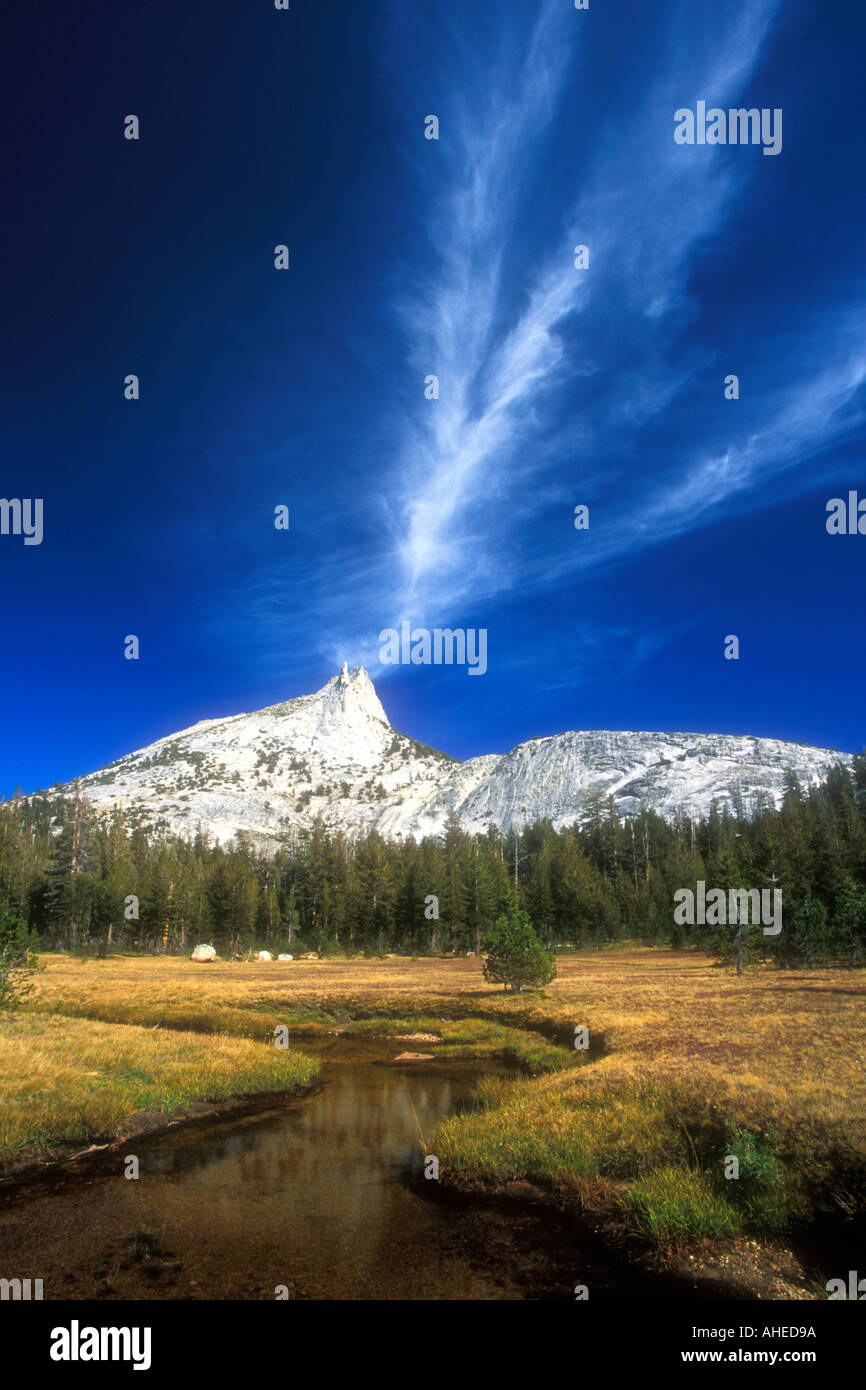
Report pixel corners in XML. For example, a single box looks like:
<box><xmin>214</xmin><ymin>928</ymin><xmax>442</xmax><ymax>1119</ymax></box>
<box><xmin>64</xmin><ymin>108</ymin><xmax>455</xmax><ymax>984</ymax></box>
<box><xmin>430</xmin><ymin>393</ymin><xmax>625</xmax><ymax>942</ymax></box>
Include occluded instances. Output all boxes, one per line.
<box><xmin>2</xmin><ymin>0</ymin><xmax>864</xmax><ymax>795</ymax></box>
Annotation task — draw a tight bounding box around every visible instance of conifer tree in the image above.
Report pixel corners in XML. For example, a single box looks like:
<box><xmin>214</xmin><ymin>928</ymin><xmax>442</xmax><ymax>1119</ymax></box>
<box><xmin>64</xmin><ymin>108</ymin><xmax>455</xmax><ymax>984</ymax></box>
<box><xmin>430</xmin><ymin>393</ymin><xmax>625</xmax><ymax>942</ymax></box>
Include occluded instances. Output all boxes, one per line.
<box><xmin>45</xmin><ymin>784</ymin><xmax>94</xmax><ymax>949</ymax></box>
<box><xmin>482</xmin><ymin>895</ymin><xmax>556</xmax><ymax>992</ymax></box>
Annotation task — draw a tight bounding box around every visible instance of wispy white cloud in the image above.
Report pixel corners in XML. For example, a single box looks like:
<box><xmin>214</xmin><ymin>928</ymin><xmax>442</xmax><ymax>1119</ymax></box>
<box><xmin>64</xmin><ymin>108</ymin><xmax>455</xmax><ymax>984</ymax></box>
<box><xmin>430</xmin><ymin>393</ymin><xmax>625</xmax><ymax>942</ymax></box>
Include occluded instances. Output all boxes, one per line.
<box><xmin>633</xmin><ymin>347</ymin><xmax>866</xmax><ymax>539</ymax></box>
<box><xmin>391</xmin><ymin>0</ymin><xmax>578</xmax><ymax>616</ymax></box>
<box><xmin>380</xmin><ymin>0</ymin><xmax>802</xmax><ymax>634</ymax></box>
<box><xmin>201</xmin><ymin>0</ymin><xmax>865</xmax><ymax>691</ymax></box>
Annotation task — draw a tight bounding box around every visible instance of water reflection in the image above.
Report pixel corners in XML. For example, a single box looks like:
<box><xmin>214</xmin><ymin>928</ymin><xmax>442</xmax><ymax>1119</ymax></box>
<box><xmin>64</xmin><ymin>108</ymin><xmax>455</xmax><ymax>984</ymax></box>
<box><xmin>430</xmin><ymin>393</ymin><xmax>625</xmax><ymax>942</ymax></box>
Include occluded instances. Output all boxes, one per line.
<box><xmin>0</xmin><ymin>1046</ymin><xmax>562</xmax><ymax>1300</ymax></box>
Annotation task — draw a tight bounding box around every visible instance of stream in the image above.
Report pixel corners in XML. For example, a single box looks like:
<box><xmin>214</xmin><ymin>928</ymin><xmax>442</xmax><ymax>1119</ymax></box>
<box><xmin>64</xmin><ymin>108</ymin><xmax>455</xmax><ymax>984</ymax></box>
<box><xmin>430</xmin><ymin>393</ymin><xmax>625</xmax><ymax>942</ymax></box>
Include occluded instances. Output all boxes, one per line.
<box><xmin>0</xmin><ymin>1038</ymin><xmax>706</xmax><ymax>1300</ymax></box>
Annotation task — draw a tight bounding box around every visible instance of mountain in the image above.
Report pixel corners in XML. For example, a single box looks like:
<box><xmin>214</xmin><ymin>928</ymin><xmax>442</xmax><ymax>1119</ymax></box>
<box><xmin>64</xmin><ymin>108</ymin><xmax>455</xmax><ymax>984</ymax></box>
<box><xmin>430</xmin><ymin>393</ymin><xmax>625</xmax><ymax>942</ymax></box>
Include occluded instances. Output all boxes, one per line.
<box><xmin>69</xmin><ymin>664</ymin><xmax>850</xmax><ymax>847</ymax></box>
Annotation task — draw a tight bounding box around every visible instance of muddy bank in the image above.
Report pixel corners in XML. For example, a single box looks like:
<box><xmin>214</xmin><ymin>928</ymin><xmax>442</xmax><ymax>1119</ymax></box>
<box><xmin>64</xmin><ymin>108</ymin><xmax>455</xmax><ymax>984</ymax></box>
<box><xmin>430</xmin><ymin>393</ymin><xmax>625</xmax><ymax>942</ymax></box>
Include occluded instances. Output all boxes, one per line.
<box><xmin>0</xmin><ymin>1080</ymin><xmax>322</xmax><ymax>1194</ymax></box>
<box><xmin>436</xmin><ymin>1169</ymin><xmax>821</xmax><ymax>1300</ymax></box>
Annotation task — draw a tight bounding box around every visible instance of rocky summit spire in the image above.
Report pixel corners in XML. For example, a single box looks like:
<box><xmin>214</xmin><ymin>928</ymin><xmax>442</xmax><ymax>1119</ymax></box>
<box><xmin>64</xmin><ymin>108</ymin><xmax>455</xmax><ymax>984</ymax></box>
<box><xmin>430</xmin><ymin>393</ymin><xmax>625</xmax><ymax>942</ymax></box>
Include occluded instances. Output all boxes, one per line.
<box><xmin>325</xmin><ymin>664</ymin><xmax>389</xmax><ymax>728</ymax></box>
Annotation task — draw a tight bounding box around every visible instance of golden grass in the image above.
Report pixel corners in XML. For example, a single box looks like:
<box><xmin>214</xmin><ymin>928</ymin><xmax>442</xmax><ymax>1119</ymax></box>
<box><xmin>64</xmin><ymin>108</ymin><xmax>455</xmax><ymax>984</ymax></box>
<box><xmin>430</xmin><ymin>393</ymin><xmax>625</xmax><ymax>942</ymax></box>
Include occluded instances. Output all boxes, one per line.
<box><xmin>32</xmin><ymin>947</ymin><xmax>860</xmax><ymax>1135</ymax></box>
<box><xmin>0</xmin><ymin>1010</ymin><xmax>318</xmax><ymax>1171</ymax></box>
<box><xmin>8</xmin><ymin>948</ymin><xmax>866</xmax><ymax>1238</ymax></box>
<box><xmin>433</xmin><ymin>949</ymin><xmax>866</xmax><ymax>1237</ymax></box>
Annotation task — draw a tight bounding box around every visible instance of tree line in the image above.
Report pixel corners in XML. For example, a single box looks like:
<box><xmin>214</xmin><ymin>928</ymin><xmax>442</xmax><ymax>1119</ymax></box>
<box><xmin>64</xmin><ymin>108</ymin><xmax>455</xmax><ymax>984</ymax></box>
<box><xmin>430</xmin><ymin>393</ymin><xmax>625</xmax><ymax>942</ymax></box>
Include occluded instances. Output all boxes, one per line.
<box><xmin>0</xmin><ymin>756</ymin><xmax>864</xmax><ymax>967</ymax></box>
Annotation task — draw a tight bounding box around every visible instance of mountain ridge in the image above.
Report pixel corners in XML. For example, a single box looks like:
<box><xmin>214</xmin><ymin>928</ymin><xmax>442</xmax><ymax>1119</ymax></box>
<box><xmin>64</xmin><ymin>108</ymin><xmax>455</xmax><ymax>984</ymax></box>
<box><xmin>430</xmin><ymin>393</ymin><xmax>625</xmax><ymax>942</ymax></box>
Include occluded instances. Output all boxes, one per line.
<box><xmin>64</xmin><ymin>665</ymin><xmax>851</xmax><ymax>847</ymax></box>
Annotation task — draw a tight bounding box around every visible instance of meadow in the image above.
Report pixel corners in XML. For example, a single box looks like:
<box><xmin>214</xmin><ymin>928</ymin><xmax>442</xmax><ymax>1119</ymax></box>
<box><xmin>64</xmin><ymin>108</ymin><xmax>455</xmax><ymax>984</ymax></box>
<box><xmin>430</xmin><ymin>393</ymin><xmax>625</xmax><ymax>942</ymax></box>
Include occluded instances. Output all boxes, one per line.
<box><xmin>2</xmin><ymin>948</ymin><xmax>864</xmax><ymax>1254</ymax></box>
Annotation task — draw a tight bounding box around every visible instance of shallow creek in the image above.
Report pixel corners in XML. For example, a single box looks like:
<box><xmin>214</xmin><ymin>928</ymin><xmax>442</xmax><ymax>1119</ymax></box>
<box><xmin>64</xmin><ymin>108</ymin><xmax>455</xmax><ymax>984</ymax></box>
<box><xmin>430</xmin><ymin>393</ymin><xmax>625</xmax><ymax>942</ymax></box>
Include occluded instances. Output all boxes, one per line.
<box><xmin>0</xmin><ymin>1038</ymin><xmax>710</xmax><ymax>1300</ymax></box>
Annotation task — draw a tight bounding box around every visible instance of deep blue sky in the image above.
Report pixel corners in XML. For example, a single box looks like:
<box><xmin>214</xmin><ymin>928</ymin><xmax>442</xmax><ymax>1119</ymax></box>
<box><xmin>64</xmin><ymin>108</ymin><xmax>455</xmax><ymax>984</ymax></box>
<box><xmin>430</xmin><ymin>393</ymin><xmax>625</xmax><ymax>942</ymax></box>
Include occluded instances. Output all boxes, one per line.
<box><xmin>2</xmin><ymin>0</ymin><xmax>864</xmax><ymax>795</ymax></box>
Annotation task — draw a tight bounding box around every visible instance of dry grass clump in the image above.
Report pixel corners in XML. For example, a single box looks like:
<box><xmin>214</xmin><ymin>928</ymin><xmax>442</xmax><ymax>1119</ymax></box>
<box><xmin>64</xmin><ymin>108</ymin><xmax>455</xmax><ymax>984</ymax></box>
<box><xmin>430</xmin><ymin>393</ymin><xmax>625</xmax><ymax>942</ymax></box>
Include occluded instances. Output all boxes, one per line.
<box><xmin>0</xmin><ymin>1011</ymin><xmax>317</xmax><ymax>1171</ymax></box>
<box><xmin>432</xmin><ymin>950</ymin><xmax>866</xmax><ymax>1241</ymax></box>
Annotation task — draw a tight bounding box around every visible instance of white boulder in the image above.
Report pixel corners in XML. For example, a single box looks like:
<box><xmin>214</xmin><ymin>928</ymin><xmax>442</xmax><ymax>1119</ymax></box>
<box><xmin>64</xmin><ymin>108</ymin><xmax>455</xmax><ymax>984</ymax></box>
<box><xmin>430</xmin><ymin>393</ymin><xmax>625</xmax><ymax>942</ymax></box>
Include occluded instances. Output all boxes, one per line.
<box><xmin>278</xmin><ymin>953</ymin><xmax>293</xmax><ymax>962</ymax></box>
<box><xmin>257</xmin><ymin>950</ymin><xmax>273</xmax><ymax>961</ymax></box>
<box><xmin>191</xmin><ymin>944</ymin><xmax>217</xmax><ymax>962</ymax></box>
